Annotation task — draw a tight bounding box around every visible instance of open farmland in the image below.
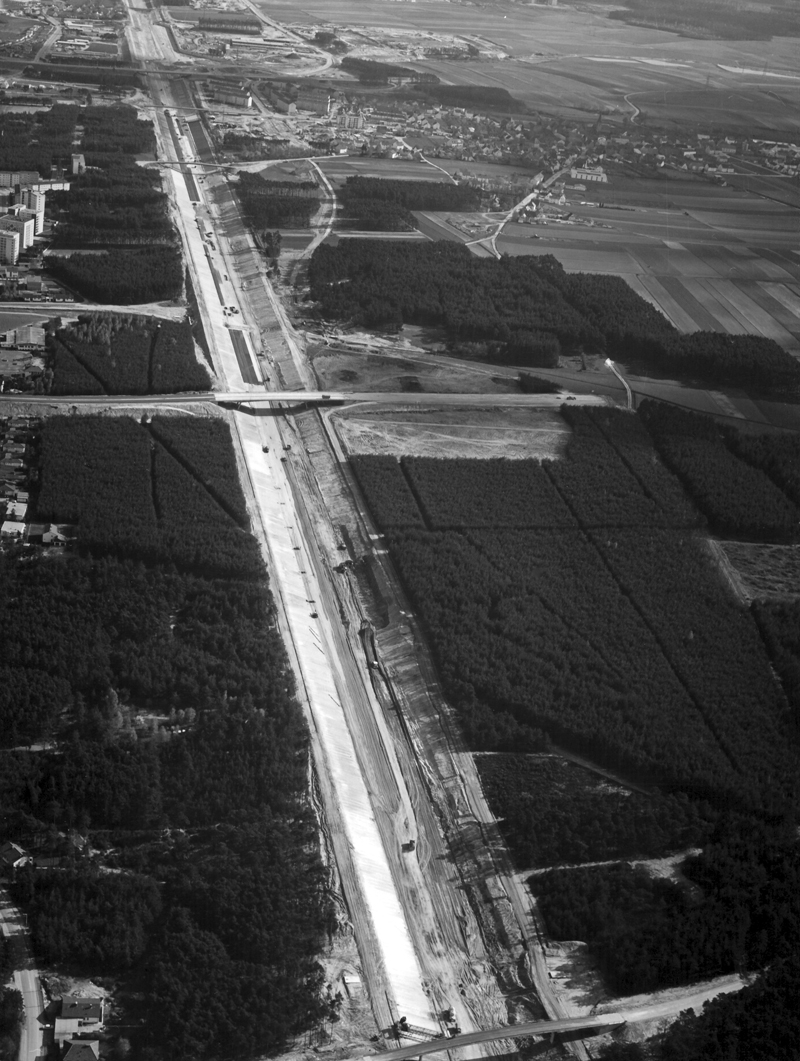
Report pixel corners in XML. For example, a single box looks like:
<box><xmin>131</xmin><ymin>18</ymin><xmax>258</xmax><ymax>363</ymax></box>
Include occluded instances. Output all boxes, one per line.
<box><xmin>489</xmin><ymin>170</ymin><xmax>800</xmax><ymax>350</ymax></box>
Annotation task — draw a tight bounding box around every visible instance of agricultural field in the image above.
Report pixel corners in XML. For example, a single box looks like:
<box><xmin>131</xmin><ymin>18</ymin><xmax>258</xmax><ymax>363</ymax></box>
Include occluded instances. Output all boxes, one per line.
<box><xmin>333</xmin><ymin>407</ymin><xmax>571</xmax><ymax>460</ymax></box>
<box><xmin>490</xmin><ymin>169</ymin><xmax>800</xmax><ymax>349</ymax></box>
<box><xmin>262</xmin><ymin>0</ymin><xmax>800</xmax><ymax>129</ymax></box>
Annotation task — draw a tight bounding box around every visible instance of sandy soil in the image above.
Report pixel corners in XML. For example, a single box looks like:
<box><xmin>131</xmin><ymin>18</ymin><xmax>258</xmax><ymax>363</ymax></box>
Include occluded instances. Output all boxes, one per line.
<box><xmin>332</xmin><ymin>407</ymin><xmax>570</xmax><ymax>460</ymax></box>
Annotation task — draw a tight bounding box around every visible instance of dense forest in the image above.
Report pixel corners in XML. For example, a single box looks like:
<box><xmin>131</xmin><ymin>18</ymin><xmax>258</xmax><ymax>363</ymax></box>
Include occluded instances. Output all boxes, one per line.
<box><xmin>235</xmin><ymin>171</ymin><xmax>319</xmax><ymax>229</ymax></box>
<box><xmin>47</xmin><ymin>247</ymin><xmax>183</xmax><ymax>305</ymax></box>
<box><xmin>47</xmin><ymin>313</ymin><xmax>210</xmax><ymax>395</ymax></box>
<box><xmin>639</xmin><ymin>400</ymin><xmax>800</xmax><ymax>540</ymax></box>
<box><xmin>353</xmin><ymin>401</ymin><xmax>800</xmax><ymax>1053</ymax></box>
<box><xmin>40</xmin><ymin>106</ymin><xmax>180</xmax><ymax>301</ymax></box>
<box><xmin>0</xmin><ymin>103</ymin><xmax>77</xmax><ymax>174</ymax></box>
<box><xmin>0</xmin><ymin>414</ymin><xmax>331</xmax><ymax>1059</ymax></box>
<box><xmin>48</xmin><ymin>106</ymin><xmax>170</xmax><ymax>247</ymax></box>
<box><xmin>35</xmin><ymin>416</ymin><xmax>261</xmax><ymax>579</ymax></box>
<box><xmin>351</xmin><ymin>406</ymin><xmax>798</xmax><ymax>809</ymax></box>
<box><xmin>308</xmin><ymin>243</ymin><xmax>800</xmax><ymax>392</ymax></box>
<box><xmin>533</xmin><ymin>818</ymin><xmax>800</xmax><ymax>995</ymax></box>
<box><xmin>477</xmin><ymin>755</ymin><xmax>716</xmax><ymax>868</ymax></box>
<box><xmin>337</xmin><ymin>177</ymin><xmax>481</xmax><ymax>232</ymax></box>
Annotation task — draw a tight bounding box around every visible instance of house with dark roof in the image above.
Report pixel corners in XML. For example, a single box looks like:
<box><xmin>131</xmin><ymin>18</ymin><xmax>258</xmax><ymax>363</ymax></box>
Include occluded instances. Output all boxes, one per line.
<box><xmin>55</xmin><ymin>998</ymin><xmax>105</xmax><ymax>1042</ymax></box>
<box><xmin>0</xmin><ymin>841</ymin><xmax>29</xmax><ymax>874</ymax></box>
<box><xmin>63</xmin><ymin>1042</ymin><xmax>99</xmax><ymax>1061</ymax></box>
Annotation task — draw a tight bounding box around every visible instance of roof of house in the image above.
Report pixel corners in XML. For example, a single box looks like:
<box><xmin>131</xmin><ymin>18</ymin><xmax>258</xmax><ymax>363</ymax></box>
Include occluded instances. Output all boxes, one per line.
<box><xmin>60</xmin><ymin>997</ymin><xmax>104</xmax><ymax>1022</ymax></box>
<box><xmin>64</xmin><ymin>1041</ymin><xmax>100</xmax><ymax>1061</ymax></box>
<box><xmin>0</xmin><ymin>841</ymin><xmax>27</xmax><ymax>865</ymax></box>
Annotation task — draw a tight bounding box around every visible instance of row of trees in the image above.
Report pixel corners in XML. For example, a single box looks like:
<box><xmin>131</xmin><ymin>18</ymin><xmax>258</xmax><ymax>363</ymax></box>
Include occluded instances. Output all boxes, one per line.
<box><xmin>48</xmin><ymin>314</ymin><xmax>209</xmax><ymax>395</ymax></box>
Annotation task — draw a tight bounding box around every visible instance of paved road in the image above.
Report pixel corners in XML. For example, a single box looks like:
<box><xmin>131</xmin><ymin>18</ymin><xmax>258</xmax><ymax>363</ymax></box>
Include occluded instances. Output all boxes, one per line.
<box><xmin>0</xmin><ymin>391</ymin><xmax>609</xmax><ymax>408</ymax></box>
<box><xmin>0</xmin><ymin>889</ymin><xmax>45</xmax><ymax>1061</ymax></box>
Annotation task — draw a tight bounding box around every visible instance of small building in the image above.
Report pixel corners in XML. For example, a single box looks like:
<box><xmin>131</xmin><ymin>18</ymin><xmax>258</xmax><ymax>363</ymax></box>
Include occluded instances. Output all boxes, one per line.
<box><xmin>63</xmin><ymin>1042</ymin><xmax>99</xmax><ymax>1061</ymax></box>
<box><xmin>0</xmin><ymin>841</ymin><xmax>30</xmax><ymax>873</ymax></box>
<box><xmin>5</xmin><ymin>501</ymin><xmax>27</xmax><ymax>520</ymax></box>
<box><xmin>0</xmin><ymin>520</ymin><xmax>25</xmax><ymax>539</ymax></box>
<box><xmin>55</xmin><ymin>998</ymin><xmax>105</xmax><ymax>1043</ymax></box>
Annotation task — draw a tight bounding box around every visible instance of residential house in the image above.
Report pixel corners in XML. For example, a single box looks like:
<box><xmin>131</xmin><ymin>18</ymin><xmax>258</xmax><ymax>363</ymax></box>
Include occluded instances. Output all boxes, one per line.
<box><xmin>63</xmin><ymin>1042</ymin><xmax>99</xmax><ymax>1061</ymax></box>
<box><xmin>0</xmin><ymin>520</ymin><xmax>25</xmax><ymax>538</ymax></box>
<box><xmin>55</xmin><ymin>997</ymin><xmax>105</xmax><ymax>1043</ymax></box>
<box><xmin>0</xmin><ymin>841</ymin><xmax>30</xmax><ymax>873</ymax></box>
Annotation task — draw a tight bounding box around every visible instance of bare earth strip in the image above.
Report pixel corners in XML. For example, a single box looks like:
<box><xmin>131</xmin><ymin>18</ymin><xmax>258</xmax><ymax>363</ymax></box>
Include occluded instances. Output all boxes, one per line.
<box><xmin>334</xmin><ymin>409</ymin><xmax>571</xmax><ymax>460</ymax></box>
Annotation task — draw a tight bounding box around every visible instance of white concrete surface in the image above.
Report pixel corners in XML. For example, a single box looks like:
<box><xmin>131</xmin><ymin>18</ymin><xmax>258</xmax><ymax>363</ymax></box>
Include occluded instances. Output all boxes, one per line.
<box><xmin>237</xmin><ymin>414</ymin><xmax>436</xmax><ymax>1030</ymax></box>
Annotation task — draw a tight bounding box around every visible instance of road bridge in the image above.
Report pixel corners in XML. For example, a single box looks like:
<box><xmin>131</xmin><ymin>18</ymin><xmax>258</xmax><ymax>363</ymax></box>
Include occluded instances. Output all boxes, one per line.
<box><xmin>0</xmin><ymin>392</ymin><xmax>609</xmax><ymax>408</ymax></box>
<box><xmin>359</xmin><ymin>1013</ymin><xmax>627</xmax><ymax>1061</ymax></box>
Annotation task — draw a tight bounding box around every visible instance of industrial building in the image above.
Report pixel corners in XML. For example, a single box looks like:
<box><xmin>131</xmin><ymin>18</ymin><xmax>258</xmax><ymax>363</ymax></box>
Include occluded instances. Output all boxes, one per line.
<box><xmin>296</xmin><ymin>86</ymin><xmax>331</xmax><ymax>115</ymax></box>
<box><xmin>206</xmin><ymin>79</ymin><xmax>253</xmax><ymax>108</ymax></box>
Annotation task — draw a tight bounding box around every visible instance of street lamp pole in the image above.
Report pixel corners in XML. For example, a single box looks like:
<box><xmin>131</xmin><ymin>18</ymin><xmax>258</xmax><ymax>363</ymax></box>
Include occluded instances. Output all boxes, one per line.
<box><xmin>604</xmin><ymin>358</ymin><xmax>633</xmax><ymax>411</ymax></box>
